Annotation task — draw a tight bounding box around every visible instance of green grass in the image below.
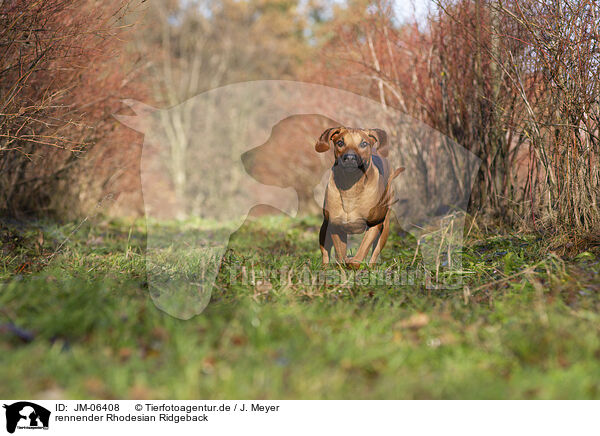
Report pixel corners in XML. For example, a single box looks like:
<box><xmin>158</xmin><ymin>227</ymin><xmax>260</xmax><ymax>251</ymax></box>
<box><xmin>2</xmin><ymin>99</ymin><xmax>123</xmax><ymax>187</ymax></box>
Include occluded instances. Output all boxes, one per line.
<box><xmin>1</xmin><ymin>215</ymin><xmax>599</xmax><ymax>399</ymax></box>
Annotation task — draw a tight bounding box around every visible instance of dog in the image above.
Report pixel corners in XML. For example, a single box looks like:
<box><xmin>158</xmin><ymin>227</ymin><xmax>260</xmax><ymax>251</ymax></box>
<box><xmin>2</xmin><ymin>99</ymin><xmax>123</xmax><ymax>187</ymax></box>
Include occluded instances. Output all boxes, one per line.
<box><xmin>315</xmin><ymin>127</ymin><xmax>404</xmax><ymax>267</ymax></box>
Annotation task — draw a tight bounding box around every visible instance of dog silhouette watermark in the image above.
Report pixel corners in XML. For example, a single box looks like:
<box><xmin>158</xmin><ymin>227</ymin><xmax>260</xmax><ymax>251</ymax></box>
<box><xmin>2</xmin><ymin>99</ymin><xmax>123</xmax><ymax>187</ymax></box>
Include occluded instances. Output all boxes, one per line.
<box><xmin>115</xmin><ymin>80</ymin><xmax>480</xmax><ymax>319</ymax></box>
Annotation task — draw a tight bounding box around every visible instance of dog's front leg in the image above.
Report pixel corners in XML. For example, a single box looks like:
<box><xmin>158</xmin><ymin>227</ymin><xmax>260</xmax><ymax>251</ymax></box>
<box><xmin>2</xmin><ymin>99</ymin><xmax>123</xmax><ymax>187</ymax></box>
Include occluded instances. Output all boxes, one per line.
<box><xmin>347</xmin><ymin>223</ymin><xmax>383</xmax><ymax>269</ymax></box>
<box><xmin>330</xmin><ymin>227</ymin><xmax>348</xmax><ymax>264</ymax></box>
<box><xmin>319</xmin><ymin>220</ymin><xmax>332</xmax><ymax>264</ymax></box>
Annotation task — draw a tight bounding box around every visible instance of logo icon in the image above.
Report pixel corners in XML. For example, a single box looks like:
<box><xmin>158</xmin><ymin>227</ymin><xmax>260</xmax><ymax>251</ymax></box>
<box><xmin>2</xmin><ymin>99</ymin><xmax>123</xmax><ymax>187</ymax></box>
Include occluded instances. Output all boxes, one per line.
<box><xmin>3</xmin><ymin>402</ymin><xmax>50</xmax><ymax>434</ymax></box>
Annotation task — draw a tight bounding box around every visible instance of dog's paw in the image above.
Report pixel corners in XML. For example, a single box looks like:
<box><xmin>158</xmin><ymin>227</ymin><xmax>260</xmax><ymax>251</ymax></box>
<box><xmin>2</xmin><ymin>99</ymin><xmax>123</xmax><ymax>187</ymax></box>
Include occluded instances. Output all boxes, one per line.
<box><xmin>345</xmin><ymin>258</ymin><xmax>363</xmax><ymax>270</ymax></box>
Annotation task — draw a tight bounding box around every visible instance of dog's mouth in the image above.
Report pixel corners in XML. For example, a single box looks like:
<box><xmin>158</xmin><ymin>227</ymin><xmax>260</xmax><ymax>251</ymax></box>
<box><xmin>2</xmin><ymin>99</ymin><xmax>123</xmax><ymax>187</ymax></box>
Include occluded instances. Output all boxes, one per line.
<box><xmin>342</xmin><ymin>161</ymin><xmax>359</xmax><ymax>170</ymax></box>
<box><xmin>338</xmin><ymin>158</ymin><xmax>367</xmax><ymax>172</ymax></box>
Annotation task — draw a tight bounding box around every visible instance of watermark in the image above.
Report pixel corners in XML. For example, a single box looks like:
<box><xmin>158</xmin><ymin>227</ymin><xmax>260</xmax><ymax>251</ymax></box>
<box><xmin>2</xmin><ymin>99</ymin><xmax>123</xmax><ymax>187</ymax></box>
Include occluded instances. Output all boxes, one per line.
<box><xmin>230</xmin><ymin>265</ymin><xmax>434</xmax><ymax>288</ymax></box>
<box><xmin>115</xmin><ymin>80</ymin><xmax>480</xmax><ymax>319</ymax></box>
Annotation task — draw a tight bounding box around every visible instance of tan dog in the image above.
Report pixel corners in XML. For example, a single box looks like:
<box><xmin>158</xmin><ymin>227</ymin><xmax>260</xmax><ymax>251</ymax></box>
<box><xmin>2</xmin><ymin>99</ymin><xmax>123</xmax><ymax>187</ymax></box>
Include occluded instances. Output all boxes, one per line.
<box><xmin>315</xmin><ymin>127</ymin><xmax>404</xmax><ymax>267</ymax></box>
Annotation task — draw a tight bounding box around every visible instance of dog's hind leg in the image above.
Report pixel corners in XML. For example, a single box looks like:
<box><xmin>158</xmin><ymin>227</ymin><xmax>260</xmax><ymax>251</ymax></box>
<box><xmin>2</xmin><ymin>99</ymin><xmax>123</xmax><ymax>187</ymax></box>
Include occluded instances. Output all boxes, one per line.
<box><xmin>369</xmin><ymin>211</ymin><xmax>391</xmax><ymax>265</ymax></box>
<box><xmin>319</xmin><ymin>220</ymin><xmax>333</xmax><ymax>264</ymax></box>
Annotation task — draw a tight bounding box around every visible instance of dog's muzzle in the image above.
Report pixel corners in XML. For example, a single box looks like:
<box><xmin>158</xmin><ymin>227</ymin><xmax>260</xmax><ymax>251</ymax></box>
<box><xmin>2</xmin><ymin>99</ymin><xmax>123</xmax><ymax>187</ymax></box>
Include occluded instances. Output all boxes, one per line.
<box><xmin>339</xmin><ymin>152</ymin><xmax>362</xmax><ymax>169</ymax></box>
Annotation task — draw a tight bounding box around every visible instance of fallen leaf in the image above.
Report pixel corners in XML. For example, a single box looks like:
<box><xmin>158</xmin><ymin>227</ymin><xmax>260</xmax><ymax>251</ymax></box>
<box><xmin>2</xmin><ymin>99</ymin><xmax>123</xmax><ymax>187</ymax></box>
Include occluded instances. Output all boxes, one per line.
<box><xmin>118</xmin><ymin>347</ymin><xmax>132</xmax><ymax>360</ymax></box>
<box><xmin>396</xmin><ymin>313</ymin><xmax>429</xmax><ymax>330</ymax></box>
<box><xmin>231</xmin><ymin>335</ymin><xmax>247</xmax><ymax>346</ymax></box>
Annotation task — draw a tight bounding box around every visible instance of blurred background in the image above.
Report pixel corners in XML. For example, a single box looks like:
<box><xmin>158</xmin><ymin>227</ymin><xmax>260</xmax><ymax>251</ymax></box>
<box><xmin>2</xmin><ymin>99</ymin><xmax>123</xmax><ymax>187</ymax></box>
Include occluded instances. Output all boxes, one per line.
<box><xmin>1</xmin><ymin>0</ymin><xmax>599</xmax><ymax>243</ymax></box>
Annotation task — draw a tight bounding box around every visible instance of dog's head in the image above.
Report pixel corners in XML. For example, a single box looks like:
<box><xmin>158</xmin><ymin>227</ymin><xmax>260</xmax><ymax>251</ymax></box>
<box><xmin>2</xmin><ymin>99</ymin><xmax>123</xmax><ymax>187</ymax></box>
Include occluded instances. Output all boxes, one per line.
<box><xmin>315</xmin><ymin>127</ymin><xmax>388</xmax><ymax>172</ymax></box>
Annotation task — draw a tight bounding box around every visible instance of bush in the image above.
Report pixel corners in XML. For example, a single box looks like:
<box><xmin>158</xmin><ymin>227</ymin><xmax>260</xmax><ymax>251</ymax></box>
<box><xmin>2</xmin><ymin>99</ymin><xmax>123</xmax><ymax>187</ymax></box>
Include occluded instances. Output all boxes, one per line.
<box><xmin>0</xmin><ymin>0</ymin><xmax>143</xmax><ymax>218</ymax></box>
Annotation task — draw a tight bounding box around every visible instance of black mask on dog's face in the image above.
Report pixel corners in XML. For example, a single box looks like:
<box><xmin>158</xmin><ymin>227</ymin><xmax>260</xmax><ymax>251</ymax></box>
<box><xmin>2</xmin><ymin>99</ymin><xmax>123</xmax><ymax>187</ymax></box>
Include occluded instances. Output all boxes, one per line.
<box><xmin>315</xmin><ymin>127</ymin><xmax>388</xmax><ymax>173</ymax></box>
<box><xmin>331</xmin><ymin>130</ymin><xmax>373</xmax><ymax>173</ymax></box>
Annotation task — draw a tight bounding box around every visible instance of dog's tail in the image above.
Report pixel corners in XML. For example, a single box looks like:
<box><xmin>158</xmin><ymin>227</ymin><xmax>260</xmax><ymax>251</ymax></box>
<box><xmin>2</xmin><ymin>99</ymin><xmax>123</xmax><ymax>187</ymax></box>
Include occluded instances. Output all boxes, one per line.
<box><xmin>379</xmin><ymin>167</ymin><xmax>405</xmax><ymax>209</ymax></box>
<box><xmin>390</xmin><ymin>167</ymin><xmax>405</xmax><ymax>181</ymax></box>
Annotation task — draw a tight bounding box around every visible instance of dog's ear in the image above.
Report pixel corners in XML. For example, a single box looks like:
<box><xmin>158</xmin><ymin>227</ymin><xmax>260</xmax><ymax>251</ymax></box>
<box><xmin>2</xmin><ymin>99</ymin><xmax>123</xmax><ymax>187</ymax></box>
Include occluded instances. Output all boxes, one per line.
<box><xmin>368</xmin><ymin>128</ymin><xmax>389</xmax><ymax>157</ymax></box>
<box><xmin>315</xmin><ymin>127</ymin><xmax>342</xmax><ymax>153</ymax></box>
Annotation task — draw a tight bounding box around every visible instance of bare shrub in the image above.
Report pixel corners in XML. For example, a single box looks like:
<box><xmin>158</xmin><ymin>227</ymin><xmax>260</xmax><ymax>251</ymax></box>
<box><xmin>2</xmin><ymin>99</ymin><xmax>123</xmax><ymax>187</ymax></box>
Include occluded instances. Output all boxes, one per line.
<box><xmin>0</xmin><ymin>0</ymin><xmax>143</xmax><ymax>218</ymax></box>
<box><xmin>494</xmin><ymin>0</ymin><xmax>600</xmax><ymax>233</ymax></box>
<box><xmin>436</xmin><ymin>0</ymin><xmax>600</xmax><ymax>235</ymax></box>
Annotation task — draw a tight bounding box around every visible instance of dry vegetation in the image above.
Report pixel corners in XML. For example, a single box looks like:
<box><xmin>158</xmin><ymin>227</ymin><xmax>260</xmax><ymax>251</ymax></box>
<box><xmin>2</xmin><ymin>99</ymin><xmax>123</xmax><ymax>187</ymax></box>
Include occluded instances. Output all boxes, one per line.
<box><xmin>2</xmin><ymin>0</ymin><xmax>598</xmax><ymax>245</ymax></box>
<box><xmin>0</xmin><ymin>0</ymin><xmax>143</xmax><ymax>218</ymax></box>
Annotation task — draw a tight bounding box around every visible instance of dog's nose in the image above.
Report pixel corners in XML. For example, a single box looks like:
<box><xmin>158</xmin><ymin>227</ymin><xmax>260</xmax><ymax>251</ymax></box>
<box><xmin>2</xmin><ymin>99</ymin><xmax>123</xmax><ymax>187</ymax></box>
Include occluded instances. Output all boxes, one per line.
<box><xmin>342</xmin><ymin>152</ymin><xmax>358</xmax><ymax>163</ymax></box>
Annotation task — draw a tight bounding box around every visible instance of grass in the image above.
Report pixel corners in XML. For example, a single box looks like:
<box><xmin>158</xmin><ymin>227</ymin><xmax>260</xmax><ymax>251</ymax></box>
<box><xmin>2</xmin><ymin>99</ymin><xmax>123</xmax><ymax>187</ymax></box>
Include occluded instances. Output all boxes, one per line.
<box><xmin>1</xmin><ymin>214</ymin><xmax>599</xmax><ymax>399</ymax></box>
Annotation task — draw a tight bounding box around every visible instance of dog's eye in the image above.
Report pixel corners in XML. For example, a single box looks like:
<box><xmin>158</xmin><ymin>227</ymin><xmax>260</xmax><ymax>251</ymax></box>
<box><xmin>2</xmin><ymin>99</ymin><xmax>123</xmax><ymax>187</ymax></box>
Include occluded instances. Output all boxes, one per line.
<box><xmin>336</xmin><ymin>140</ymin><xmax>344</xmax><ymax>147</ymax></box>
<box><xmin>360</xmin><ymin>141</ymin><xmax>369</xmax><ymax>148</ymax></box>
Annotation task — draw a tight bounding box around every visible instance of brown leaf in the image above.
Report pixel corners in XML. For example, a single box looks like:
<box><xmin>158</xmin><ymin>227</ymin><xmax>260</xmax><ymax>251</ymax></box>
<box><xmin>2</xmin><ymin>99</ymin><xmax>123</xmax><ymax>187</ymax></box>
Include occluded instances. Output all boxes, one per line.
<box><xmin>396</xmin><ymin>313</ymin><xmax>429</xmax><ymax>330</ymax></box>
<box><xmin>151</xmin><ymin>326</ymin><xmax>169</xmax><ymax>341</ymax></box>
<box><xmin>231</xmin><ymin>335</ymin><xmax>247</xmax><ymax>346</ymax></box>
<box><xmin>118</xmin><ymin>347</ymin><xmax>132</xmax><ymax>360</ymax></box>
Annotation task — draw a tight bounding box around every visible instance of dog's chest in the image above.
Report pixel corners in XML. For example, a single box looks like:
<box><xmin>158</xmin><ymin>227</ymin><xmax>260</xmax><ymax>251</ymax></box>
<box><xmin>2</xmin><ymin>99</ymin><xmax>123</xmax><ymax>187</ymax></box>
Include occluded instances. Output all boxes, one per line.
<box><xmin>325</xmin><ymin>180</ymin><xmax>381</xmax><ymax>233</ymax></box>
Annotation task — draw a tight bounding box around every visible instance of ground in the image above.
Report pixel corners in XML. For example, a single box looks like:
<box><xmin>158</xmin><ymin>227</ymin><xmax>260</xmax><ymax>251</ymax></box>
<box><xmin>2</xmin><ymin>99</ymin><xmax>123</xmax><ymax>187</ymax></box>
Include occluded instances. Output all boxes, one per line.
<box><xmin>1</xmin><ymin>215</ymin><xmax>599</xmax><ymax>399</ymax></box>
